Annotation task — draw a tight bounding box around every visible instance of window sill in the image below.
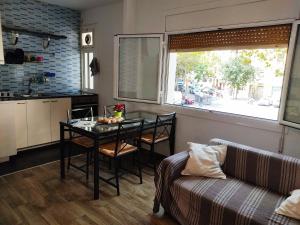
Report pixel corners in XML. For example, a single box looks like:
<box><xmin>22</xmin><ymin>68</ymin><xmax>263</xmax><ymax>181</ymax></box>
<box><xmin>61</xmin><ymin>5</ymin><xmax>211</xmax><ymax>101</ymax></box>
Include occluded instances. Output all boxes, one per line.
<box><xmin>160</xmin><ymin>103</ymin><xmax>282</xmax><ymax>133</ymax></box>
<box><xmin>82</xmin><ymin>88</ymin><xmax>95</xmax><ymax>93</ymax></box>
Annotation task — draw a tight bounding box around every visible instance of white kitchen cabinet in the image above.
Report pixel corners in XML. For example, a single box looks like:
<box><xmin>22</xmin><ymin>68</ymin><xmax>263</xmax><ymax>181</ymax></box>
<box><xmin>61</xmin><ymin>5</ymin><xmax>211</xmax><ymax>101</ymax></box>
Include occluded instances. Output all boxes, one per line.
<box><xmin>27</xmin><ymin>99</ymin><xmax>52</xmax><ymax>146</ymax></box>
<box><xmin>15</xmin><ymin>101</ymin><xmax>28</xmax><ymax>149</ymax></box>
<box><xmin>27</xmin><ymin>98</ymin><xmax>71</xmax><ymax>146</ymax></box>
<box><xmin>0</xmin><ymin>102</ymin><xmax>17</xmax><ymax>157</ymax></box>
<box><xmin>0</xmin><ymin>98</ymin><xmax>71</xmax><ymax>151</ymax></box>
<box><xmin>50</xmin><ymin>98</ymin><xmax>71</xmax><ymax>141</ymax></box>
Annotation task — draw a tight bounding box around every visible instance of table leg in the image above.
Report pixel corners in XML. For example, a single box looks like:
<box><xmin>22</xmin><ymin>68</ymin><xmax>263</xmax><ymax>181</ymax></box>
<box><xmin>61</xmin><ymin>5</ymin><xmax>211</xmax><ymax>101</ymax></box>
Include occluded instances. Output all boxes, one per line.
<box><xmin>60</xmin><ymin>123</ymin><xmax>65</xmax><ymax>179</ymax></box>
<box><xmin>169</xmin><ymin>118</ymin><xmax>176</xmax><ymax>155</ymax></box>
<box><xmin>93</xmin><ymin>139</ymin><xmax>100</xmax><ymax>200</ymax></box>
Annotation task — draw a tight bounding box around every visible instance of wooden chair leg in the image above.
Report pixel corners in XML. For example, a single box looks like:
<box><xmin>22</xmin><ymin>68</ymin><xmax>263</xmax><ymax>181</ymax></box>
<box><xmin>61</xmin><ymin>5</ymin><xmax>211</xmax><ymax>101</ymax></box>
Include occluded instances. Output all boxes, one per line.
<box><xmin>86</xmin><ymin>151</ymin><xmax>90</xmax><ymax>181</ymax></box>
<box><xmin>132</xmin><ymin>154</ymin><xmax>136</xmax><ymax>167</ymax></box>
<box><xmin>168</xmin><ymin>138</ymin><xmax>173</xmax><ymax>155</ymax></box>
<box><xmin>67</xmin><ymin>143</ymin><xmax>72</xmax><ymax>170</ymax></box>
<box><xmin>148</xmin><ymin>144</ymin><xmax>153</xmax><ymax>164</ymax></box>
<box><xmin>137</xmin><ymin>151</ymin><xmax>143</xmax><ymax>184</ymax></box>
<box><xmin>109</xmin><ymin>158</ymin><xmax>112</xmax><ymax>170</ymax></box>
<box><xmin>115</xmin><ymin>158</ymin><xmax>120</xmax><ymax>196</ymax></box>
<box><xmin>151</xmin><ymin>144</ymin><xmax>156</xmax><ymax>174</ymax></box>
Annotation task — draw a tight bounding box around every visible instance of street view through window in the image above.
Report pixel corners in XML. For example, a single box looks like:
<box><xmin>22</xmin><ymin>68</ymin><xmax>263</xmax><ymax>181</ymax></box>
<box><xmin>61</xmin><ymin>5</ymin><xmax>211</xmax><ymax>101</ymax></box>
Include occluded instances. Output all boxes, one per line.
<box><xmin>166</xmin><ymin>48</ymin><xmax>288</xmax><ymax>120</ymax></box>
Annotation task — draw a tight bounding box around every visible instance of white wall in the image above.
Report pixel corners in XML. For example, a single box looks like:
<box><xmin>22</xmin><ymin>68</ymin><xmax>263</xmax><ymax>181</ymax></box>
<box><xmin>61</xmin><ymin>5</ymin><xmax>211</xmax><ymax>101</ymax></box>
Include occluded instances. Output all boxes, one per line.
<box><xmin>128</xmin><ymin>0</ymin><xmax>300</xmax><ymax>158</ymax></box>
<box><xmin>122</xmin><ymin>0</ymin><xmax>137</xmax><ymax>33</ymax></box>
<box><xmin>82</xmin><ymin>0</ymin><xmax>300</xmax><ymax>158</ymax></box>
<box><xmin>134</xmin><ymin>0</ymin><xmax>300</xmax><ymax>33</ymax></box>
<box><xmin>81</xmin><ymin>1</ymin><xmax>123</xmax><ymax>111</ymax></box>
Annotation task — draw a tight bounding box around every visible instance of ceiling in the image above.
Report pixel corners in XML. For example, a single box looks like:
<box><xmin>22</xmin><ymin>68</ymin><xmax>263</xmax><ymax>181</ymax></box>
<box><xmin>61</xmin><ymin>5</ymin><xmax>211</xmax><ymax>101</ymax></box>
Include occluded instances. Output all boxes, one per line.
<box><xmin>39</xmin><ymin>0</ymin><xmax>121</xmax><ymax>10</ymax></box>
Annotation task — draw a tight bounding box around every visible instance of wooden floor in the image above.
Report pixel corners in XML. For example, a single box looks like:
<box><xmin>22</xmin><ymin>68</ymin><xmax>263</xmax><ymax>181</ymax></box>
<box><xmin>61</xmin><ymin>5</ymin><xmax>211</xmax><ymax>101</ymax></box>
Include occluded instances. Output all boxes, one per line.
<box><xmin>0</xmin><ymin>159</ymin><xmax>178</xmax><ymax>225</ymax></box>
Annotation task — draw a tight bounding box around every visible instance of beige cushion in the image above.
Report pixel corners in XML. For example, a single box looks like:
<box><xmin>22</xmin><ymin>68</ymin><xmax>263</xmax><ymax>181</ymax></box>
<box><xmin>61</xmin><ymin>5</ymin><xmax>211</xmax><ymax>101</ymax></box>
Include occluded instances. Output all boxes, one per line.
<box><xmin>187</xmin><ymin>142</ymin><xmax>206</xmax><ymax>151</ymax></box>
<box><xmin>275</xmin><ymin>189</ymin><xmax>300</xmax><ymax>220</ymax></box>
<box><xmin>188</xmin><ymin>142</ymin><xmax>227</xmax><ymax>165</ymax></box>
<box><xmin>181</xmin><ymin>143</ymin><xmax>227</xmax><ymax>179</ymax></box>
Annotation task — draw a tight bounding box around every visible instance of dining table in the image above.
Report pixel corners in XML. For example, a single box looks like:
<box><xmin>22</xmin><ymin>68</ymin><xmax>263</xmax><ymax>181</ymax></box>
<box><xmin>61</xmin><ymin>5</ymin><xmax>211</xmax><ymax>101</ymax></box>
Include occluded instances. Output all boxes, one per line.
<box><xmin>59</xmin><ymin>111</ymin><xmax>176</xmax><ymax>200</ymax></box>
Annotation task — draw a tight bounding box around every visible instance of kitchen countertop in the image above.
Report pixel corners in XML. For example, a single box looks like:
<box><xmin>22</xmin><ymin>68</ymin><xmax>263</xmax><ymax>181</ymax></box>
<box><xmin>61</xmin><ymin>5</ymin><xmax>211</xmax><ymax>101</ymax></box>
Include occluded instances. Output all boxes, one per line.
<box><xmin>0</xmin><ymin>91</ymin><xmax>97</xmax><ymax>101</ymax></box>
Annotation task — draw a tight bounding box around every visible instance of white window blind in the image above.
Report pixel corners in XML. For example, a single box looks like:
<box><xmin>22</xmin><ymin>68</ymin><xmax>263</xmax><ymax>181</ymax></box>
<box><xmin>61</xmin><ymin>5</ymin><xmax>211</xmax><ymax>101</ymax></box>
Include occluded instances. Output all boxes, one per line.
<box><xmin>280</xmin><ymin>21</ymin><xmax>300</xmax><ymax>128</ymax></box>
<box><xmin>114</xmin><ymin>34</ymin><xmax>164</xmax><ymax>103</ymax></box>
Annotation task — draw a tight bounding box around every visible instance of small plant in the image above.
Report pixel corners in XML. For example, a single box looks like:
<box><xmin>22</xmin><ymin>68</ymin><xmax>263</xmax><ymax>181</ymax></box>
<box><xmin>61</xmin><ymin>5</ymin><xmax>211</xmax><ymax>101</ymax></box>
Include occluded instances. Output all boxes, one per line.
<box><xmin>114</xmin><ymin>103</ymin><xmax>125</xmax><ymax>112</ymax></box>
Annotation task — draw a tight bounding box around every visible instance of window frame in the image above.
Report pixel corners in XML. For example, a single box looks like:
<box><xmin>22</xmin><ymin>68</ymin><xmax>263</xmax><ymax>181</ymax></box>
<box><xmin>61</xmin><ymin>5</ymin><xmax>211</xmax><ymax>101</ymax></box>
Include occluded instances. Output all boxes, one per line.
<box><xmin>162</xmin><ymin>21</ymin><xmax>293</xmax><ymax>122</ymax></box>
<box><xmin>81</xmin><ymin>26</ymin><xmax>95</xmax><ymax>92</ymax></box>
<box><xmin>113</xmin><ymin>34</ymin><xmax>164</xmax><ymax>104</ymax></box>
<box><xmin>81</xmin><ymin>49</ymin><xmax>95</xmax><ymax>91</ymax></box>
<box><xmin>279</xmin><ymin>20</ymin><xmax>300</xmax><ymax>128</ymax></box>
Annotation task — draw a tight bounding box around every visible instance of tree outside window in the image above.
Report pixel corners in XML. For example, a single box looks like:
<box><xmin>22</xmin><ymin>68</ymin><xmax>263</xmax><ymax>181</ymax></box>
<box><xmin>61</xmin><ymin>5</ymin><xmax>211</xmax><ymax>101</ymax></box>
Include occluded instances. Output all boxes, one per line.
<box><xmin>167</xmin><ymin>48</ymin><xmax>287</xmax><ymax>120</ymax></box>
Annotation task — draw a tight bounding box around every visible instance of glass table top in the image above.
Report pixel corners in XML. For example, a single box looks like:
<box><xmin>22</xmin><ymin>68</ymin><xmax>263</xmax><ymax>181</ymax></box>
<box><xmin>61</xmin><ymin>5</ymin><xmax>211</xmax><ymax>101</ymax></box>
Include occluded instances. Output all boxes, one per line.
<box><xmin>63</xmin><ymin>111</ymin><xmax>158</xmax><ymax>135</ymax></box>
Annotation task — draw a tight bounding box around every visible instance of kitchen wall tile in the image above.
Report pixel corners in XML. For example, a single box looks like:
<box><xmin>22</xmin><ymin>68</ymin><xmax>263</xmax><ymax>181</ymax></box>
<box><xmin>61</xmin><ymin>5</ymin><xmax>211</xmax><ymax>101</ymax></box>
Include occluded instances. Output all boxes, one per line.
<box><xmin>0</xmin><ymin>0</ymin><xmax>81</xmax><ymax>93</ymax></box>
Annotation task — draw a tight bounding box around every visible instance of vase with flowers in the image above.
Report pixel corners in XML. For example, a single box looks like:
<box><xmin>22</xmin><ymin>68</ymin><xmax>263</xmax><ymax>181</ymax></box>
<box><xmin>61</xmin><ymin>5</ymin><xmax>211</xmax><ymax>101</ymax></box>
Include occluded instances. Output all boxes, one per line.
<box><xmin>113</xmin><ymin>103</ymin><xmax>125</xmax><ymax>118</ymax></box>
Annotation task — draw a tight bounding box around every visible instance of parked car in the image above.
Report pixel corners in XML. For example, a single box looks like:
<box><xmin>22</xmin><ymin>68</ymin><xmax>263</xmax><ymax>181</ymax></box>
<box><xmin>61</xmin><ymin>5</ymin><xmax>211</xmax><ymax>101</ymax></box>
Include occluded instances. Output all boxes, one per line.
<box><xmin>194</xmin><ymin>87</ymin><xmax>222</xmax><ymax>105</ymax></box>
<box><xmin>200</xmin><ymin>87</ymin><xmax>223</xmax><ymax>98</ymax></box>
<box><xmin>185</xmin><ymin>98</ymin><xmax>194</xmax><ymax>105</ymax></box>
<box><xmin>272</xmin><ymin>99</ymin><xmax>280</xmax><ymax>108</ymax></box>
<box><xmin>272</xmin><ymin>92</ymin><xmax>281</xmax><ymax>108</ymax></box>
<box><xmin>168</xmin><ymin>91</ymin><xmax>183</xmax><ymax>105</ymax></box>
<box><xmin>257</xmin><ymin>98</ymin><xmax>272</xmax><ymax>106</ymax></box>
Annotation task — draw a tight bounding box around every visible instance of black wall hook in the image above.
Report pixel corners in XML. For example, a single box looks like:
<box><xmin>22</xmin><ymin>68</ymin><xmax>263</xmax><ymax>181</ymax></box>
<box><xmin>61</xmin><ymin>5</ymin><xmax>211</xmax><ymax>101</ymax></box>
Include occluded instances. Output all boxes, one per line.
<box><xmin>43</xmin><ymin>37</ymin><xmax>50</xmax><ymax>49</ymax></box>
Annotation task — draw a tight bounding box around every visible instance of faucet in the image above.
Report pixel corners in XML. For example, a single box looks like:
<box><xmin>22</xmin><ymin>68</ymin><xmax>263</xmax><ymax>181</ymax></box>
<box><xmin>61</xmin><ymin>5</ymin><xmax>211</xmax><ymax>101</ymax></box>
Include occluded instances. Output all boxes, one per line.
<box><xmin>28</xmin><ymin>77</ymin><xmax>33</xmax><ymax>95</ymax></box>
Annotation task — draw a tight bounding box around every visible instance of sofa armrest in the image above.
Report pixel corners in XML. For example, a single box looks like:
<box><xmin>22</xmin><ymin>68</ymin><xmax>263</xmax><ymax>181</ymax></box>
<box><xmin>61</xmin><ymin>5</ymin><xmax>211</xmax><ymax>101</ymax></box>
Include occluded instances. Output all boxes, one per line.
<box><xmin>153</xmin><ymin>151</ymin><xmax>189</xmax><ymax>213</ymax></box>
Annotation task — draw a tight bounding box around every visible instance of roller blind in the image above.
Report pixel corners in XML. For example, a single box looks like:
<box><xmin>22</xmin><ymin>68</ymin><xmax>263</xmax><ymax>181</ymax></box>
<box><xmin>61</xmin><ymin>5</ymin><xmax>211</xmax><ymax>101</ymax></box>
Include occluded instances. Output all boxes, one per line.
<box><xmin>169</xmin><ymin>24</ymin><xmax>292</xmax><ymax>52</ymax></box>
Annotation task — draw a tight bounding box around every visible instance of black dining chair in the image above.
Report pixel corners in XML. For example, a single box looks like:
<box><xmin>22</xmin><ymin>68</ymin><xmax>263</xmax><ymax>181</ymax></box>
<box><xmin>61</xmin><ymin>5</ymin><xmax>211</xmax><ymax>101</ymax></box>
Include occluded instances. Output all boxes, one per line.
<box><xmin>104</xmin><ymin>104</ymin><xmax>126</xmax><ymax>117</ymax></box>
<box><xmin>102</xmin><ymin>103</ymin><xmax>126</xmax><ymax>170</ymax></box>
<box><xmin>140</xmin><ymin>112</ymin><xmax>176</xmax><ymax>173</ymax></box>
<box><xmin>98</xmin><ymin>119</ymin><xmax>144</xmax><ymax>195</ymax></box>
<box><xmin>67</xmin><ymin>107</ymin><xmax>94</xmax><ymax>180</ymax></box>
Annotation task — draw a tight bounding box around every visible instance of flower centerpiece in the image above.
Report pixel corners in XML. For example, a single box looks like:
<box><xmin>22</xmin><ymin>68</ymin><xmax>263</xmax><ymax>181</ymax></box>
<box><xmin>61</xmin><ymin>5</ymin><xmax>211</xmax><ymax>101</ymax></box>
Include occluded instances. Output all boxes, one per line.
<box><xmin>113</xmin><ymin>103</ymin><xmax>125</xmax><ymax>118</ymax></box>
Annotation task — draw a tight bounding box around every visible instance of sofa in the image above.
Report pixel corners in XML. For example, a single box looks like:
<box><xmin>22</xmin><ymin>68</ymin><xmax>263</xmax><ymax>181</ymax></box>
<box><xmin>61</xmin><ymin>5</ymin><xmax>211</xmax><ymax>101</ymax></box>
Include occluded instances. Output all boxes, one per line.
<box><xmin>153</xmin><ymin>138</ymin><xmax>300</xmax><ymax>225</ymax></box>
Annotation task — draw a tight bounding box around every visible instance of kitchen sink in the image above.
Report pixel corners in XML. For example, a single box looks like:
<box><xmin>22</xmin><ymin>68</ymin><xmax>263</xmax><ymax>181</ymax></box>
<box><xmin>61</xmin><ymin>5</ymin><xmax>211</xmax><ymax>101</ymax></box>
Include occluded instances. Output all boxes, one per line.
<box><xmin>20</xmin><ymin>93</ymin><xmax>51</xmax><ymax>97</ymax></box>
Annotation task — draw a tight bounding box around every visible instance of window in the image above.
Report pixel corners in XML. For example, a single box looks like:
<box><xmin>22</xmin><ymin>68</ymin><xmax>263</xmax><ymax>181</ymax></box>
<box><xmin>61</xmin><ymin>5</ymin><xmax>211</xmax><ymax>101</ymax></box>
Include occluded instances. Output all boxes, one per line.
<box><xmin>81</xmin><ymin>28</ymin><xmax>95</xmax><ymax>90</ymax></box>
<box><xmin>166</xmin><ymin>24</ymin><xmax>291</xmax><ymax>121</ymax></box>
<box><xmin>114</xmin><ymin>34</ymin><xmax>163</xmax><ymax>103</ymax></box>
<box><xmin>82</xmin><ymin>51</ymin><xmax>94</xmax><ymax>90</ymax></box>
<box><xmin>280</xmin><ymin>21</ymin><xmax>300</xmax><ymax>128</ymax></box>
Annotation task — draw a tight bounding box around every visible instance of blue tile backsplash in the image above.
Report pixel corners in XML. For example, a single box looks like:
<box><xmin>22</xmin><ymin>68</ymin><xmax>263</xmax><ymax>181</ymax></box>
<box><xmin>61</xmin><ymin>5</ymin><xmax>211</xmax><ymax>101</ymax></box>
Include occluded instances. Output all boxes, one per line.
<box><xmin>0</xmin><ymin>0</ymin><xmax>81</xmax><ymax>93</ymax></box>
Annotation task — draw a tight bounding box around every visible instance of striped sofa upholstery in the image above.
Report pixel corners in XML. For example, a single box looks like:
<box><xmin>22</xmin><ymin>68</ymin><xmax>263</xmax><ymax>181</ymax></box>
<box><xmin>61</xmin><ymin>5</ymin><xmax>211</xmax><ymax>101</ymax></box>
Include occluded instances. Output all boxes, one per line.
<box><xmin>154</xmin><ymin>139</ymin><xmax>300</xmax><ymax>225</ymax></box>
<box><xmin>211</xmin><ymin>138</ymin><xmax>300</xmax><ymax>196</ymax></box>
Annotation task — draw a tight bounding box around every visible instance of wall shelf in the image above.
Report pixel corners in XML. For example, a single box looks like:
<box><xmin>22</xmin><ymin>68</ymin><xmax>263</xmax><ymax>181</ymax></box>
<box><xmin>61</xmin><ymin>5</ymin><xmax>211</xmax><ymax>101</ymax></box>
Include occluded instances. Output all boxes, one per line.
<box><xmin>5</xmin><ymin>49</ymin><xmax>56</xmax><ymax>56</ymax></box>
<box><xmin>2</xmin><ymin>25</ymin><xmax>67</xmax><ymax>40</ymax></box>
<box><xmin>24</xmin><ymin>62</ymin><xmax>44</xmax><ymax>64</ymax></box>
<box><xmin>25</xmin><ymin>50</ymin><xmax>55</xmax><ymax>56</ymax></box>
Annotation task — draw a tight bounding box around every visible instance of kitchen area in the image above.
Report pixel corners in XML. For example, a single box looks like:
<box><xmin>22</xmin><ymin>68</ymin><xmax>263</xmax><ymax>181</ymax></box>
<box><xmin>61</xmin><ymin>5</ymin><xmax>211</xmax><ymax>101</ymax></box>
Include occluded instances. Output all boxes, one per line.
<box><xmin>0</xmin><ymin>0</ymin><xmax>98</xmax><ymax>171</ymax></box>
